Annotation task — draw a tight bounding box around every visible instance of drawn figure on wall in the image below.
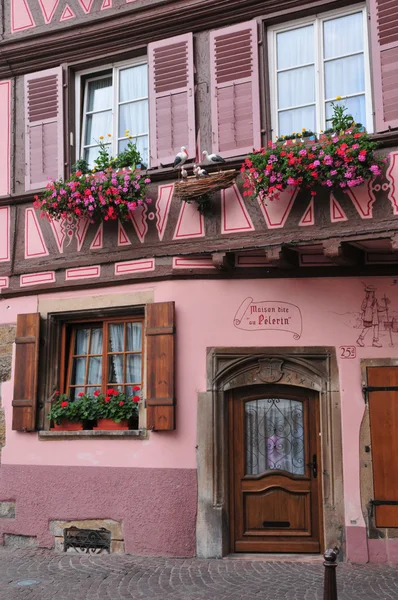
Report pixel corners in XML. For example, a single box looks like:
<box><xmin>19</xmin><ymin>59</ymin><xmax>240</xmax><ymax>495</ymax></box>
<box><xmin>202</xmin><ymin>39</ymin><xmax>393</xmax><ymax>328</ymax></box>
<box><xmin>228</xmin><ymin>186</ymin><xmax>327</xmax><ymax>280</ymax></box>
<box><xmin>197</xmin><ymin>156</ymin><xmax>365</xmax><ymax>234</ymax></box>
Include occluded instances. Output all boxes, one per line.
<box><xmin>356</xmin><ymin>285</ymin><xmax>385</xmax><ymax>347</ymax></box>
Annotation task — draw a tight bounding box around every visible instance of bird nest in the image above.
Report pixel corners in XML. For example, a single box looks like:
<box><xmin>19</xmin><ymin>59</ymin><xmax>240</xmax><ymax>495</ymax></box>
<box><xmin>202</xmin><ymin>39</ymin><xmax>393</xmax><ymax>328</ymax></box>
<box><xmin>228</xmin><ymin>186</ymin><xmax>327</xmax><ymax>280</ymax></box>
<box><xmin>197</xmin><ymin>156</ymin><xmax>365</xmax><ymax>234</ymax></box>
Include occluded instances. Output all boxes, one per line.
<box><xmin>174</xmin><ymin>169</ymin><xmax>237</xmax><ymax>202</ymax></box>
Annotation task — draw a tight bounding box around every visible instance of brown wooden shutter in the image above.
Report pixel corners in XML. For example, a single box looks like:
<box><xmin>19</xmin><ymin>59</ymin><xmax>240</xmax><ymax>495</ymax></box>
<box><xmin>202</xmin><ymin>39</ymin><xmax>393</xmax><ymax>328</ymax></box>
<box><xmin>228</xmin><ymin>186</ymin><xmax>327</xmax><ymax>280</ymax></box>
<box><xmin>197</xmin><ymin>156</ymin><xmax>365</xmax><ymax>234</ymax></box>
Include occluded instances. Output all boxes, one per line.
<box><xmin>24</xmin><ymin>67</ymin><xmax>64</xmax><ymax>191</ymax></box>
<box><xmin>145</xmin><ymin>302</ymin><xmax>175</xmax><ymax>431</ymax></box>
<box><xmin>12</xmin><ymin>313</ymin><xmax>40</xmax><ymax>432</ymax></box>
<box><xmin>370</xmin><ymin>0</ymin><xmax>398</xmax><ymax>131</ymax></box>
<box><xmin>368</xmin><ymin>366</ymin><xmax>398</xmax><ymax>526</ymax></box>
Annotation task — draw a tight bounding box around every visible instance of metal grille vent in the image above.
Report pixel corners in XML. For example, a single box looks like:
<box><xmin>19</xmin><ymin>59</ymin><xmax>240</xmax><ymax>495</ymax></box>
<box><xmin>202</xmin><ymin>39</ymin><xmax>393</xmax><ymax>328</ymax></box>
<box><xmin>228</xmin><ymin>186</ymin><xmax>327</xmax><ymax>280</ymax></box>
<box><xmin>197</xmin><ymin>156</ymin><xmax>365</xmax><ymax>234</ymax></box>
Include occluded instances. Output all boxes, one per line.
<box><xmin>63</xmin><ymin>527</ymin><xmax>111</xmax><ymax>554</ymax></box>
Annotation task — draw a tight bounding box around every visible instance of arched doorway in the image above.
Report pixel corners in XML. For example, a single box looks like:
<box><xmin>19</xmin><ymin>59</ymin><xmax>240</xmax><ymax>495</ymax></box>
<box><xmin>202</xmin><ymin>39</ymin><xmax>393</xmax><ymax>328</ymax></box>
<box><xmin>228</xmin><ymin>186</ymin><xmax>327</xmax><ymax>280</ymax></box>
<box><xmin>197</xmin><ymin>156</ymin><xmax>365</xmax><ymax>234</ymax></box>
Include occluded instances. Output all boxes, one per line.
<box><xmin>196</xmin><ymin>348</ymin><xmax>345</xmax><ymax>558</ymax></box>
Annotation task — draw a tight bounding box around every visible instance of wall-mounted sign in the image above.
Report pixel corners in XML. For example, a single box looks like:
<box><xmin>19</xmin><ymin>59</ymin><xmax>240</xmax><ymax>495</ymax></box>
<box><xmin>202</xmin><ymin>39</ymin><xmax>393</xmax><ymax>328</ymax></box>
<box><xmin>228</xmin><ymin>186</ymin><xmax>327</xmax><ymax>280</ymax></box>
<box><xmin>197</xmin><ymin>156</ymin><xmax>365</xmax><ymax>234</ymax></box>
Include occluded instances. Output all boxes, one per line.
<box><xmin>234</xmin><ymin>298</ymin><xmax>303</xmax><ymax>340</ymax></box>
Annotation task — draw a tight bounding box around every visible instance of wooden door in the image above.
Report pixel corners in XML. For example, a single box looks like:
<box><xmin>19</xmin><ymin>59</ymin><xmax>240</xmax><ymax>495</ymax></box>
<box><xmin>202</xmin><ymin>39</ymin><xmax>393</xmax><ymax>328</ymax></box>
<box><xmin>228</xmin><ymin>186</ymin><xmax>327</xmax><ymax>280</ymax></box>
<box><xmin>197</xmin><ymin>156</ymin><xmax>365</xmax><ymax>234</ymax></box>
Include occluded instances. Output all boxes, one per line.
<box><xmin>229</xmin><ymin>385</ymin><xmax>323</xmax><ymax>553</ymax></box>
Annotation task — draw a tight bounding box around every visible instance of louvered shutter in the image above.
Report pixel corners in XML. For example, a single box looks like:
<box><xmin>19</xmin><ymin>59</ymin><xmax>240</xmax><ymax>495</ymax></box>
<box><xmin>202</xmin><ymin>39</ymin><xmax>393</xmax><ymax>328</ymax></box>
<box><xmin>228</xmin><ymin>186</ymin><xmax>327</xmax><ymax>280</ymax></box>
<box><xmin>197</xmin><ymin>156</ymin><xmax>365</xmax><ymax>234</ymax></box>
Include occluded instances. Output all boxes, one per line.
<box><xmin>210</xmin><ymin>21</ymin><xmax>261</xmax><ymax>158</ymax></box>
<box><xmin>368</xmin><ymin>366</ymin><xmax>398</xmax><ymax>527</ymax></box>
<box><xmin>12</xmin><ymin>313</ymin><xmax>40</xmax><ymax>432</ymax></box>
<box><xmin>148</xmin><ymin>34</ymin><xmax>195</xmax><ymax>167</ymax></box>
<box><xmin>24</xmin><ymin>67</ymin><xmax>64</xmax><ymax>191</ymax></box>
<box><xmin>145</xmin><ymin>302</ymin><xmax>175</xmax><ymax>431</ymax></box>
<box><xmin>370</xmin><ymin>0</ymin><xmax>398</xmax><ymax>131</ymax></box>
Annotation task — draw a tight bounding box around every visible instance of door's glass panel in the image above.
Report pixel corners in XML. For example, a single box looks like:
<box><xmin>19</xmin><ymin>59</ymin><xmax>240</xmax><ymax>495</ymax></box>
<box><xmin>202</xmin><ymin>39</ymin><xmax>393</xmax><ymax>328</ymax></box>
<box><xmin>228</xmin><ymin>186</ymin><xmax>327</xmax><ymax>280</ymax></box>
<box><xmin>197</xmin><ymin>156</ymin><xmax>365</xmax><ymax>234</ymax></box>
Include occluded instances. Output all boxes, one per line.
<box><xmin>245</xmin><ymin>398</ymin><xmax>305</xmax><ymax>476</ymax></box>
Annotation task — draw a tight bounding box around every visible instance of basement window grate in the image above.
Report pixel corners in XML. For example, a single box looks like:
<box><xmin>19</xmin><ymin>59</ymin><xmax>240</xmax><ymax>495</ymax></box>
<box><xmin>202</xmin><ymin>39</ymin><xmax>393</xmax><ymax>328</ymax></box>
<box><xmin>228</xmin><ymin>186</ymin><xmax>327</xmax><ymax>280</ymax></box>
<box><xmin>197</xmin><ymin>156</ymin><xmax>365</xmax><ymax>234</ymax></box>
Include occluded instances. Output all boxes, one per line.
<box><xmin>63</xmin><ymin>527</ymin><xmax>111</xmax><ymax>554</ymax></box>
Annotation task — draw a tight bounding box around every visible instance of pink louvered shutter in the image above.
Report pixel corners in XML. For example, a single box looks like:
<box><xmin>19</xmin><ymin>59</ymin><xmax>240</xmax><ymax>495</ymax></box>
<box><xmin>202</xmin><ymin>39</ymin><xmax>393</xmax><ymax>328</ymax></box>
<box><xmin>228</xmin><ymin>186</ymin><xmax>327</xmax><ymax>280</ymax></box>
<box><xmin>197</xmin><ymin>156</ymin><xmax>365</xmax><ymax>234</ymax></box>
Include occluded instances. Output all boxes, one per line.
<box><xmin>24</xmin><ymin>67</ymin><xmax>64</xmax><ymax>191</ymax></box>
<box><xmin>370</xmin><ymin>0</ymin><xmax>398</xmax><ymax>131</ymax></box>
<box><xmin>210</xmin><ymin>21</ymin><xmax>261</xmax><ymax>158</ymax></box>
<box><xmin>148</xmin><ymin>33</ymin><xmax>195</xmax><ymax>167</ymax></box>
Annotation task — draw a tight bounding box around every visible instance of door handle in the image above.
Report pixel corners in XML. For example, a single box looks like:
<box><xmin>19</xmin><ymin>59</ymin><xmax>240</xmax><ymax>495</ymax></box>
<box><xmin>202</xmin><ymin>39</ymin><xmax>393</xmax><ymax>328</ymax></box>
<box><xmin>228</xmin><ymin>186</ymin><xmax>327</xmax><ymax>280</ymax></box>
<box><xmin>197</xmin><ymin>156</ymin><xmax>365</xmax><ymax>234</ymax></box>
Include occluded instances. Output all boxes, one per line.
<box><xmin>311</xmin><ymin>454</ymin><xmax>317</xmax><ymax>479</ymax></box>
<box><xmin>307</xmin><ymin>454</ymin><xmax>317</xmax><ymax>479</ymax></box>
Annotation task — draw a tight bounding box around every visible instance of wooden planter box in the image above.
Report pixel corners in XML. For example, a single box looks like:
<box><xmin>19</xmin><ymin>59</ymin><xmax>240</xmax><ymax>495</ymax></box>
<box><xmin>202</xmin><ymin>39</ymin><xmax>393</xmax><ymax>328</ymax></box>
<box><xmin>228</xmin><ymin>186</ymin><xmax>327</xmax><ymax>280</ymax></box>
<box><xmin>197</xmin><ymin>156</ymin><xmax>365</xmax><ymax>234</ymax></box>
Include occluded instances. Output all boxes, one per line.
<box><xmin>93</xmin><ymin>418</ymin><xmax>129</xmax><ymax>431</ymax></box>
<box><xmin>51</xmin><ymin>420</ymin><xmax>84</xmax><ymax>431</ymax></box>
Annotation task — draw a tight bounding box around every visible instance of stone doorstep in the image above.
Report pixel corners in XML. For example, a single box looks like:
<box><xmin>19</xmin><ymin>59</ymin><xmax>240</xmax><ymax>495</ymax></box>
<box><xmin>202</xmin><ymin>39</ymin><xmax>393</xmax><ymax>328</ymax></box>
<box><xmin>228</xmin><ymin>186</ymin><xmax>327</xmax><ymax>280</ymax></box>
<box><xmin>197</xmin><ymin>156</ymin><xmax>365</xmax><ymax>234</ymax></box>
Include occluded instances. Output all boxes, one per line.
<box><xmin>50</xmin><ymin>519</ymin><xmax>124</xmax><ymax>554</ymax></box>
<box><xmin>225</xmin><ymin>553</ymin><xmax>325</xmax><ymax>563</ymax></box>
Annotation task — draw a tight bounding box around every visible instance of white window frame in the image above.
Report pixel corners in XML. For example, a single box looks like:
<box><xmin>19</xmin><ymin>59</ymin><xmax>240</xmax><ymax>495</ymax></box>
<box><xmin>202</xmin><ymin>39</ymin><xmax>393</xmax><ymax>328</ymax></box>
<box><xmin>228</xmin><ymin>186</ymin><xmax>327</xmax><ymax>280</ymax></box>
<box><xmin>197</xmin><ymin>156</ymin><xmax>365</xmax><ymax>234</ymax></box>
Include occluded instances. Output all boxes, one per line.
<box><xmin>75</xmin><ymin>56</ymin><xmax>149</xmax><ymax>167</ymax></box>
<box><xmin>267</xmin><ymin>4</ymin><xmax>373</xmax><ymax>138</ymax></box>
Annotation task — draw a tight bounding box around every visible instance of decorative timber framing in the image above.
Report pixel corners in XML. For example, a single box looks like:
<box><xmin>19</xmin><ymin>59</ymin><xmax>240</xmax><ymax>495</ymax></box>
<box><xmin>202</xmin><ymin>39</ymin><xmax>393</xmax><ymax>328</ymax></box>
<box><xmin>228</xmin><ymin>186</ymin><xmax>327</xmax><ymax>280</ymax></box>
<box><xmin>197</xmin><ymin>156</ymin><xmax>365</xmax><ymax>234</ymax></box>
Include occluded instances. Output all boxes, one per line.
<box><xmin>0</xmin><ymin>0</ymin><xmax>360</xmax><ymax>77</ymax></box>
<box><xmin>196</xmin><ymin>346</ymin><xmax>345</xmax><ymax>558</ymax></box>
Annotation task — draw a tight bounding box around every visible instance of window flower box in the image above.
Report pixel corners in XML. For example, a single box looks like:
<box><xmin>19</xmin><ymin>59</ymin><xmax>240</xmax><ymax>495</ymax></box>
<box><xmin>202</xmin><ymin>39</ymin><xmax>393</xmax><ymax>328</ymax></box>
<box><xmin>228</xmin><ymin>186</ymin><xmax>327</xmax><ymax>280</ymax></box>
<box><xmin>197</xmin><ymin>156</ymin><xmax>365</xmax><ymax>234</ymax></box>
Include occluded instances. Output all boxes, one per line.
<box><xmin>94</xmin><ymin>418</ymin><xmax>129</xmax><ymax>431</ymax></box>
<box><xmin>51</xmin><ymin>420</ymin><xmax>84</xmax><ymax>432</ymax></box>
<box><xmin>242</xmin><ymin>102</ymin><xmax>386</xmax><ymax>201</ymax></box>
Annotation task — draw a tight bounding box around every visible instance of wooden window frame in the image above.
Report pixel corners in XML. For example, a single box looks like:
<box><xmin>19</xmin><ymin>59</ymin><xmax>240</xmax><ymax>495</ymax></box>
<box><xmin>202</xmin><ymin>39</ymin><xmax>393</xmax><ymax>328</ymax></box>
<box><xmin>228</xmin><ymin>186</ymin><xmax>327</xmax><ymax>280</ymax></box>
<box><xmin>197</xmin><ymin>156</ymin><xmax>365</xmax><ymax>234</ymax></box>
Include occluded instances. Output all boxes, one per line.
<box><xmin>38</xmin><ymin>306</ymin><xmax>145</xmax><ymax>431</ymax></box>
<box><xmin>61</xmin><ymin>315</ymin><xmax>144</xmax><ymax>398</ymax></box>
<box><xmin>267</xmin><ymin>3</ymin><xmax>373</xmax><ymax>138</ymax></box>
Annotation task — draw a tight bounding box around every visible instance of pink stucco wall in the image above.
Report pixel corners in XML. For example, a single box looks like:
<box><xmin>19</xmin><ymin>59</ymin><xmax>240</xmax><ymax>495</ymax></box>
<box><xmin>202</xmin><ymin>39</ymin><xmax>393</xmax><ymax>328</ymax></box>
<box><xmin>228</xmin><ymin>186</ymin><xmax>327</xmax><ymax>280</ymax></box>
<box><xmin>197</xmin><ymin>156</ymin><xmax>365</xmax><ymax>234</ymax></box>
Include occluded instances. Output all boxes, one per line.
<box><xmin>0</xmin><ymin>276</ymin><xmax>397</xmax><ymax>559</ymax></box>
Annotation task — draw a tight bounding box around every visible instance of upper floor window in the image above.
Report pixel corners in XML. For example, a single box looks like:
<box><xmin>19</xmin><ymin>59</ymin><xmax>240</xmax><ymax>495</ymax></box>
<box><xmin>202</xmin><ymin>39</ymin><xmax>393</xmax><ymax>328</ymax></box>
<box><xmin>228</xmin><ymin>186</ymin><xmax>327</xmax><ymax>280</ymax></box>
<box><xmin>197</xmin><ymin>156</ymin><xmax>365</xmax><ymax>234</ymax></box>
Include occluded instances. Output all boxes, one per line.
<box><xmin>78</xmin><ymin>60</ymin><xmax>149</xmax><ymax>168</ymax></box>
<box><xmin>268</xmin><ymin>7</ymin><xmax>372</xmax><ymax>137</ymax></box>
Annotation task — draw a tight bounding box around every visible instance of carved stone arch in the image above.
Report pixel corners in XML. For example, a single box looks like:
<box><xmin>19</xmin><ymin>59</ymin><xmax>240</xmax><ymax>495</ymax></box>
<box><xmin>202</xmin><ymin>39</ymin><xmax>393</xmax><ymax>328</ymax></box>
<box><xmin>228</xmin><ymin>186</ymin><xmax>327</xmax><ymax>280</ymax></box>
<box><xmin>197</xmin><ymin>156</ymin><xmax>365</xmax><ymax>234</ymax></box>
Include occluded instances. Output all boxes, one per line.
<box><xmin>214</xmin><ymin>354</ymin><xmax>327</xmax><ymax>393</ymax></box>
<box><xmin>197</xmin><ymin>346</ymin><xmax>344</xmax><ymax>559</ymax></box>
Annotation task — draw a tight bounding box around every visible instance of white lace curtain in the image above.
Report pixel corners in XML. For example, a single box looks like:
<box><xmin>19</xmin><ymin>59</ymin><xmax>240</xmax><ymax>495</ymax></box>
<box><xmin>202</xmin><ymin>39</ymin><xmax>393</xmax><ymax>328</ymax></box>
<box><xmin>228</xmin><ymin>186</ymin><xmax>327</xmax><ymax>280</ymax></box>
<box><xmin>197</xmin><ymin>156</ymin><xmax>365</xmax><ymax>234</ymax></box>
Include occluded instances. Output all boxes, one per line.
<box><xmin>276</xmin><ymin>11</ymin><xmax>366</xmax><ymax>135</ymax></box>
<box><xmin>245</xmin><ymin>398</ymin><xmax>305</xmax><ymax>476</ymax></box>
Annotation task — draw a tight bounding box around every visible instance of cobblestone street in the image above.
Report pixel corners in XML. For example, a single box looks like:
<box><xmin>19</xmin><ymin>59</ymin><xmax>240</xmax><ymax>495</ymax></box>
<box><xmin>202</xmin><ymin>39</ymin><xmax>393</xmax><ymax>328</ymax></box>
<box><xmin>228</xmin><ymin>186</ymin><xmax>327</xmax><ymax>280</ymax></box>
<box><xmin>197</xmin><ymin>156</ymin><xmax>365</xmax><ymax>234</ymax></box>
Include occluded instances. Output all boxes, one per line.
<box><xmin>0</xmin><ymin>548</ymin><xmax>397</xmax><ymax>600</ymax></box>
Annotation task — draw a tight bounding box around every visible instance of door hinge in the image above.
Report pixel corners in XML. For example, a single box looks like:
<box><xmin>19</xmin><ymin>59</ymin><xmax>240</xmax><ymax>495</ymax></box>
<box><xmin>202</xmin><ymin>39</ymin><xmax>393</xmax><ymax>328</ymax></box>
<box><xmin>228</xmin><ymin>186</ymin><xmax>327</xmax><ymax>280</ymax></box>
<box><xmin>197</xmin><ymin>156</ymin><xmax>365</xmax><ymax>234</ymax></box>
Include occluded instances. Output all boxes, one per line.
<box><xmin>362</xmin><ymin>385</ymin><xmax>398</xmax><ymax>403</ymax></box>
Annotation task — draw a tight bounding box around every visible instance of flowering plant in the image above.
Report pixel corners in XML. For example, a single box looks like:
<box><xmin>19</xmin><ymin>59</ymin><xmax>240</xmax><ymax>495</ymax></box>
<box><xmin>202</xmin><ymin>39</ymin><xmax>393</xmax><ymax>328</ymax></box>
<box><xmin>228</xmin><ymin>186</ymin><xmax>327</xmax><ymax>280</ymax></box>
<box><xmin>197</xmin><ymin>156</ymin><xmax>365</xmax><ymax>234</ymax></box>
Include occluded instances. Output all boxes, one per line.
<box><xmin>34</xmin><ymin>169</ymin><xmax>151</xmax><ymax>222</ymax></box>
<box><xmin>47</xmin><ymin>393</ymin><xmax>97</xmax><ymax>424</ymax></box>
<box><xmin>34</xmin><ymin>134</ymin><xmax>151</xmax><ymax>222</ymax></box>
<box><xmin>96</xmin><ymin>387</ymin><xmax>141</xmax><ymax>423</ymax></box>
<box><xmin>241</xmin><ymin>98</ymin><xmax>386</xmax><ymax>201</ymax></box>
<box><xmin>242</xmin><ymin>135</ymin><xmax>385</xmax><ymax>201</ymax></box>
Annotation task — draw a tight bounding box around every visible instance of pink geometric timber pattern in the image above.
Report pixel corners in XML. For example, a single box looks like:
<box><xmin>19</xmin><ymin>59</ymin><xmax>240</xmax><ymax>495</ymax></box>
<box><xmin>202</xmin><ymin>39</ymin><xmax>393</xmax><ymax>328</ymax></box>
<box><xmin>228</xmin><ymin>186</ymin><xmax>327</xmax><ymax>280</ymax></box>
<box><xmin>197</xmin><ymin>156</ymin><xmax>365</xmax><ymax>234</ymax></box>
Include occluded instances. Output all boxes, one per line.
<box><xmin>12</xmin><ymin>159</ymin><xmax>398</xmax><ymax>265</ymax></box>
<box><xmin>11</xmin><ymin>0</ymin><xmax>121</xmax><ymax>31</ymax></box>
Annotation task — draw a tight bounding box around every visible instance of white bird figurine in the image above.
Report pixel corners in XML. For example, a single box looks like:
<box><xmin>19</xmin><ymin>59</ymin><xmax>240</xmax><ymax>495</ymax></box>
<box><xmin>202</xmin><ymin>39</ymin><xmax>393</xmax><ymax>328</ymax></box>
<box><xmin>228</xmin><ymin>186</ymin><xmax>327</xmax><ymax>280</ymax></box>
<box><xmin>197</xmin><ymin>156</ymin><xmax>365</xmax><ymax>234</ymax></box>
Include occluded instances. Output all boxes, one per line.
<box><xmin>173</xmin><ymin>146</ymin><xmax>189</xmax><ymax>169</ymax></box>
<box><xmin>202</xmin><ymin>150</ymin><xmax>226</xmax><ymax>166</ymax></box>
<box><xmin>193</xmin><ymin>164</ymin><xmax>200</xmax><ymax>178</ymax></box>
<box><xmin>181</xmin><ymin>167</ymin><xmax>188</xmax><ymax>180</ymax></box>
<box><xmin>197</xmin><ymin>166</ymin><xmax>209</xmax><ymax>178</ymax></box>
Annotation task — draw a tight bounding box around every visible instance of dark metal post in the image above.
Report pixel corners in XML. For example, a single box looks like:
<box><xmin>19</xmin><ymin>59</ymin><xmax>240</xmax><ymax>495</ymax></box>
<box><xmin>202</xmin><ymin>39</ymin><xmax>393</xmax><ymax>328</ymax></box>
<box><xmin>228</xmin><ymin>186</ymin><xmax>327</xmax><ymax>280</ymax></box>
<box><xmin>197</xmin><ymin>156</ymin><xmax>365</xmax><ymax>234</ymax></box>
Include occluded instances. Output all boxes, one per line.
<box><xmin>323</xmin><ymin>547</ymin><xmax>339</xmax><ymax>600</ymax></box>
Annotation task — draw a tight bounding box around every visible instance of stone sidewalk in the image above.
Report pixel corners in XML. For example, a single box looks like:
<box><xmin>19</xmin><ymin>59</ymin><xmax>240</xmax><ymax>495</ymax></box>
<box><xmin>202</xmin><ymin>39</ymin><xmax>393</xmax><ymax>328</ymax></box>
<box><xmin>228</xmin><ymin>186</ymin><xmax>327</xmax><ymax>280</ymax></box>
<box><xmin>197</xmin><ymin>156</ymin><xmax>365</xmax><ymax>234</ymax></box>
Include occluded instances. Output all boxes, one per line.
<box><xmin>0</xmin><ymin>548</ymin><xmax>397</xmax><ymax>600</ymax></box>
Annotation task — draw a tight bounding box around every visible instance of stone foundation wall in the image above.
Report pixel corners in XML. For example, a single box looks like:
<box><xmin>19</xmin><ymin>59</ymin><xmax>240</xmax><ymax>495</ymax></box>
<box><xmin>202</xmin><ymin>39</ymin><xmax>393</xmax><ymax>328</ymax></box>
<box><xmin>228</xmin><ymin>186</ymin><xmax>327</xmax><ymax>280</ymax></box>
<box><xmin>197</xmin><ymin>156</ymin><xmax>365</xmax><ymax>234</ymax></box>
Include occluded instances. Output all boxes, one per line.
<box><xmin>0</xmin><ymin>465</ymin><xmax>197</xmax><ymax>557</ymax></box>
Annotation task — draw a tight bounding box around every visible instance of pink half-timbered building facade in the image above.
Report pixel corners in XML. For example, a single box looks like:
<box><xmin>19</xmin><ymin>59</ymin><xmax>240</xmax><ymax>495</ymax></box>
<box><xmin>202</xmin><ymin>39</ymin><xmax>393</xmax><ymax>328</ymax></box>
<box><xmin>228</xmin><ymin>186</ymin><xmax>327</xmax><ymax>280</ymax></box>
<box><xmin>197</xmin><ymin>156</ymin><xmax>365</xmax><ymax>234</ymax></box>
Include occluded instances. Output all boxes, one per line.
<box><xmin>0</xmin><ymin>0</ymin><xmax>397</xmax><ymax>562</ymax></box>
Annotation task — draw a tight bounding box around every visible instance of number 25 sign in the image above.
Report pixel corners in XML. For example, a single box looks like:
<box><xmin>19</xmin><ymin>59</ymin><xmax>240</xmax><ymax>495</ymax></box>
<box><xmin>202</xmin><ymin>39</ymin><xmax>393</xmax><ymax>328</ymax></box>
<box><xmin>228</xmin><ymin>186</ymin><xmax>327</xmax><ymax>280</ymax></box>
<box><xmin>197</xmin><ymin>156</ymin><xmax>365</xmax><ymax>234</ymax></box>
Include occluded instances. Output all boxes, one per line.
<box><xmin>340</xmin><ymin>346</ymin><xmax>356</xmax><ymax>359</ymax></box>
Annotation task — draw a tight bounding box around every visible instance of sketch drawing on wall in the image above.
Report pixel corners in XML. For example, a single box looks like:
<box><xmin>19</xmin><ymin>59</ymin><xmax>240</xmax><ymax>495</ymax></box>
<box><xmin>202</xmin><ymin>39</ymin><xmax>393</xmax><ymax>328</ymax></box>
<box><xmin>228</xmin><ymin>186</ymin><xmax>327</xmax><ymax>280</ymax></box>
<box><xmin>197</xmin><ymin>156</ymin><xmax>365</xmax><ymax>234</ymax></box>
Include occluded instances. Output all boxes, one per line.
<box><xmin>336</xmin><ymin>283</ymin><xmax>396</xmax><ymax>348</ymax></box>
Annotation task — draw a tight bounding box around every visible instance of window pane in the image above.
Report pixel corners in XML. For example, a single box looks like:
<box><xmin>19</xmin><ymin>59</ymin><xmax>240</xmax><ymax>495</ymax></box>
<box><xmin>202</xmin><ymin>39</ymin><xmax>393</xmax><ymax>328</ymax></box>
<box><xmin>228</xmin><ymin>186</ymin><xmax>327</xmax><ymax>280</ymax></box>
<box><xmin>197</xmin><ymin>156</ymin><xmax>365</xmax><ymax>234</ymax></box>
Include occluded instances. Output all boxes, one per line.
<box><xmin>71</xmin><ymin>357</ymin><xmax>86</xmax><ymax>385</ymax></box>
<box><xmin>324</xmin><ymin>54</ymin><xmax>364</xmax><ymax>99</ymax></box>
<box><xmin>245</xmin><ymin>398</ymin><xmax>305</xmax><ymax>476</ymax></box>
<box><xmin>278</xmin><ymin>66</ymin><xmax>315</xmax><ymax>110</ymax></box>
<box><xmin>90</xmin><ymin>328</ymin><xmax>103</xmax><ymax>354</ymax></box>
<box><xmin>108</xmin><ymin>354</ymin><xmax>124</xmax><ymax>384</ymax></box>
<box><xmin>277</xmin><ymin>25</ymin><xmax>314</xmax><ymax>70</ymax></box>
<box><xmin>126</xmin><ymin>385</ymin><xmax>141</xmax><ymax>397</ymax></box>
<box><xmin>88</xmin><ymin>357</ymin><xmax>102</xmax><ymax>384</ymax></box>
<box><xmin>126</xmin><ymin>322</ymin><xmax>142</xmax><ymax>352</ymax></box>
<box><xmin>109</xmin><ymin>324</ymin><xmax>124</xmax><ymax>352</ymax></box>
<box><xmin>118</xmin><ymin>136</ymin><xmax>149</xmax><ymax>168</ymax></box>
<box><xmin>326</xmin><ymin>95</ymin><xmax>366</xmax><ymax>127</ymax></box>
<box><xmin>85</xmin><ymin>112</ymin><xmax>113</xmax><ymax>146</ymax></box>
<box><xmin>87</xmin><ymin>77</ymin><xmax>113</xmax><ymax>112</ymax></box>
<box><xmin>70</xmin><ymin>387</ymin><xmax>84</xmax><ymax>400</ymax></box>
<box><xmin>119</xmin><ymin>65</ymin><xmax>148</xmax><ymax>102</ymax></box>
<box><xmin>279</xmin><ymin>105</ymin><xmax>316</xmax><ymax>136</ymax></box>
<box><xmin>119</xmin><ymin>101</ymin><xmax>149</xmax><ymax>137</ymax></box>
<box><xmin>126</xmin><ymin>354</ymin><xmax>142</xmax><ymax>383</ymax></box>
<box><xmin>323</xmin><ymin>12</ymin><xmax>363</xmax><ymax>59</ymax></box>
<box><xmin>75</xmin><ymin>329</ymin><xmax>89</xmax><ymax>355</ymax></box>
<box><xmin>83</xmin><ymin>146</ymin><xmax>101</xmax><ymax>167</ymax></box>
